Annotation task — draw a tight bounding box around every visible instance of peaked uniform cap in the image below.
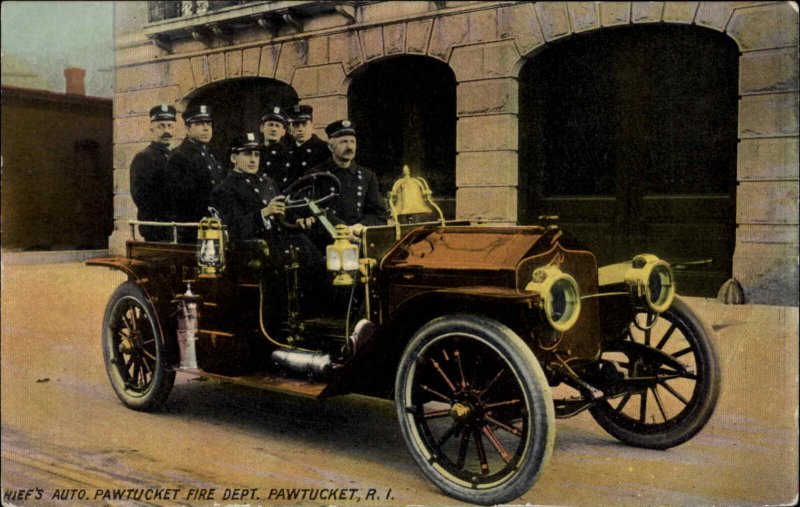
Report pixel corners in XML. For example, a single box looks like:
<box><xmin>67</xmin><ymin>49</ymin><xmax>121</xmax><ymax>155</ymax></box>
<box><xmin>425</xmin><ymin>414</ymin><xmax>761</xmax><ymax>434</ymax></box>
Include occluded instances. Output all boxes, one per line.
<box><xmin>230</xmin><ymin>132</ymin><xmax>261</xmax><ymax>152</ymax></box>
<box><xmin>149</xmin><ymin>104</ymin><xmax>177</xmax><ymax>121</ymax></box>
<box><xmin>325</xmin><ymin>119</ymin><xmax>356</xmax><ymax>138</ymax></box>
<box><xmin>287</xmin><ymin>104</ymin><xmax>313</xmax><ymax>122</ymax></box>
<box><xmin>183</xmin><ymin>104</ymin><xmax>213</xmax><ymax>123</ymax></box>
<box><xmin>260</xmin><ymin>105</ymin><xmax>287</xmax><ymax>124</ymax></box>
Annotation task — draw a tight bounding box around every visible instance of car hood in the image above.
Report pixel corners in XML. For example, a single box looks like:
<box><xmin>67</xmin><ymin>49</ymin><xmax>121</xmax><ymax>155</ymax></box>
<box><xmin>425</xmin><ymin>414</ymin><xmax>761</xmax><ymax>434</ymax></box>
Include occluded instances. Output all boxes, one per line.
<box><xmin>381</xmin><ymin>226</ymin><xmax>551</xmax><ymax>273</ymax></box>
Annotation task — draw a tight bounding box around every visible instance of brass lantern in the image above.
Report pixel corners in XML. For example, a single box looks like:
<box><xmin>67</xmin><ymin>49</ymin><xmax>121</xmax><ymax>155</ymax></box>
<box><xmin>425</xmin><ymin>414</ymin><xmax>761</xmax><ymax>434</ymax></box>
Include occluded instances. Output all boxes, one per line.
<box><xmin>197</xmin><ymin>216</ymin><xmax>226</xmax><ymax>277</ymax></box>
<box><xmin>326</xmin><ymin>224</ymin><xmax>359</xmax><ymax>286</ymax></box>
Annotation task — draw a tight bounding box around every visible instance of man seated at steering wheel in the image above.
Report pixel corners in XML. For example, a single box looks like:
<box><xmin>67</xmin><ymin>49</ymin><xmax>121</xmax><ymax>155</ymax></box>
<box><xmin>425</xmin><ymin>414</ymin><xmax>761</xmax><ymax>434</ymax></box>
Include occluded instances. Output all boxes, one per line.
<box><xmin>210</xmin><ymin>133</ymin><xmax>324</xmax><ymax>268</ymax></box>
<box><xmin>302</xmin><ymin>120</ymin><xmax>389</xmax><ymax>243</ymax></box>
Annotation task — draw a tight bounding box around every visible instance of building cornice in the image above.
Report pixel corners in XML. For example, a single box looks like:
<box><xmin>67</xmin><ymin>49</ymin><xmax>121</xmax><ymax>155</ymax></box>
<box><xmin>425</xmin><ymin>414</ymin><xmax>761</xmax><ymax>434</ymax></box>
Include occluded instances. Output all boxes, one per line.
<box><xmin>116</xmin><ymin>1</ymin><xmax>515</xmax><ymax>68</ymax></box>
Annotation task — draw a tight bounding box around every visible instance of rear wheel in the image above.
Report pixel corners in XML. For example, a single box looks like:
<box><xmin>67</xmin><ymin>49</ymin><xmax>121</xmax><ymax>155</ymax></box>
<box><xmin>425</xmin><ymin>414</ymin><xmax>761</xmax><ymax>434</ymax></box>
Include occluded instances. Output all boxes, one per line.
<box><xmin>395</xmin><ymin>314</ymin><xmax>554</xmax><ymax>506</ymax></box>
<box><xmin>589</xmin><ymin>297</ymin><xmax>720</xmax><ymax>449</ymax></box>
<box><xmin>102</xmin><ymin>282</ymin><xmax>175</xmax><ymax>411</ymax></box>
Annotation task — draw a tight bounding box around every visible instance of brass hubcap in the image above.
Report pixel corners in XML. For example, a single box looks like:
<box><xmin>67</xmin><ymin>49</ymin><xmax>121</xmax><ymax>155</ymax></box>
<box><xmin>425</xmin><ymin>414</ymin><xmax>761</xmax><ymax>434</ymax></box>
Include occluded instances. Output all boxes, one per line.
<box><xmin>119</xmin><ymin>338</ymin><xmax>134</xmax><ymax>354</ymax></box>
<box><xmin>450</xmin><ymin>402</ymin><xmax>472</xmax><ymax>422</ymax></box>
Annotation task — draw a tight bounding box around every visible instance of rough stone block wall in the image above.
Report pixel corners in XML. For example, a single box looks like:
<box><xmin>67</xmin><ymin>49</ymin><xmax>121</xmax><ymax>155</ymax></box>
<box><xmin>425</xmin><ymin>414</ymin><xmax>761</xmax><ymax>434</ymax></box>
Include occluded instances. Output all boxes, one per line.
<box><xmin>110</xmin><ymin>1</ymin><xmax>799</xmax><ymax>303</ymax></box>
<box><xmin>729</xmin><ymin>3</ymin><xmax>799</xmax><ymax>304</ymax></box>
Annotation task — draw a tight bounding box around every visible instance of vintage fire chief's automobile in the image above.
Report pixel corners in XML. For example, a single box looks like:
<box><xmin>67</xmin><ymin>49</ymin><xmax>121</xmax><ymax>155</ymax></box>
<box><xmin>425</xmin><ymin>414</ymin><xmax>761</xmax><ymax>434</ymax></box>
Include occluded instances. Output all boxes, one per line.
<box><xmin>88</xmin><ymin>171</ymin><xmax>720</xmax><ymax>505</ymax></box>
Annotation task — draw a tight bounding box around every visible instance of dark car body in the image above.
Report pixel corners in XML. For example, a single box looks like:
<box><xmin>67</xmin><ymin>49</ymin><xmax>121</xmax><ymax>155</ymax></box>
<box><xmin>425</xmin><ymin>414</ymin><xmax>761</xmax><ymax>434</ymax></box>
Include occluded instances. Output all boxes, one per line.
<box><xmin>89</xmin><ymin>217</ymin><xmax>719</xmax><ymax>505</ymax></box>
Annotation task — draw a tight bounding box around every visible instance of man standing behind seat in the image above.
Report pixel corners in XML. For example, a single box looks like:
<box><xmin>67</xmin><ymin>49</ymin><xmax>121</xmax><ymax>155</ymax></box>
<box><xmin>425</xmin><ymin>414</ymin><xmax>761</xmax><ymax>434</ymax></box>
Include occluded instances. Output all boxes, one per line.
<box><xmin>165</xmin><ymin>104</ymin><xmax>226</xmax><ymax>243</ymax></box>
<box><xmin>283</xmin><ymin>104</ymin><xmax>329</xmax><ymax>187</ymax></box>
<box><xmin>130</xmin><ymin>104</ymin><xmax>176</xmax><ymax>241</ymax></box>
<box><xmin>306</xmin><ymin>120</ymin><xmax>389</xmax><ymax>240</ymax></box>
<box><xmin>258</xmin><ymin>105</ymin><xmax>292</xmax><ymax>188</ymax></box>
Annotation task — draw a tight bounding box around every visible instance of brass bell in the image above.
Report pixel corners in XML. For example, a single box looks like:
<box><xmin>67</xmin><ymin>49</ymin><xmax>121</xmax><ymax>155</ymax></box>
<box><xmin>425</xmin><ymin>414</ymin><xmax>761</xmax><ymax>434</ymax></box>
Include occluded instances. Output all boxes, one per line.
<box><xmin>392</xmin><ymin>165</ymin><xmax>433</xmax><ymax>215</ymax></box>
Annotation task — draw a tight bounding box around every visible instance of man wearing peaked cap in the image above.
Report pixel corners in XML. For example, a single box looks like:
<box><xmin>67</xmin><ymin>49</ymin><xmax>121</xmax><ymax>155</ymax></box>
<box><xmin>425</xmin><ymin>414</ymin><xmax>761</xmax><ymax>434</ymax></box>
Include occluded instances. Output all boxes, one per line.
<box><xmin>212</xmin><ymin>133</ymin><xmax>326</xmax><ymax>302</ymax></box>
<box><xmin>129</xmin><ymin>104</ymin><xmax>177</xmax><ymax>241</ymax></box>
<box><xmin>165</xmin><ymin>103</ymin><xmax>227</xmax><ymax>243</ymax></box>
<box><xmin>282</xmin><ymin>103</ymin><xmax>330</xmax><ymax>188</ymax></box>
<box><xmin>260</xmin><ymin>105</ymin><xmax>287</xmax><ymax>143</ymax></box>
<box><xmin>211</xmin><ymin>132</ymin><xmax>286</xmax><ymax>243</ymax></box>
<box><xmin>304</xmin><ymin>119</ymin><xmax>389</xmax><ymax>244</ymax></box>
<box><xmin>182</xmin><ymin>103</ymin><xmax>213</xmax><ymax>123</ymax></box>
<box><xmin>258</xmin><ymin>105</ymin><xmax>291</xmax><ymax>185</ymax></box>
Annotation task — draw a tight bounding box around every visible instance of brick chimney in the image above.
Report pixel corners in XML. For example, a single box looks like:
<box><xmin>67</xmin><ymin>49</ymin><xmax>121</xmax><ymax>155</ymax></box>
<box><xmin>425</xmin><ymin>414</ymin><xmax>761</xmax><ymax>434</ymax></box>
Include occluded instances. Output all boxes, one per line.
<box><xmin>64</xmin><ymin>67</ymin><xmax>86</xmax><ymax>95</ymax></box>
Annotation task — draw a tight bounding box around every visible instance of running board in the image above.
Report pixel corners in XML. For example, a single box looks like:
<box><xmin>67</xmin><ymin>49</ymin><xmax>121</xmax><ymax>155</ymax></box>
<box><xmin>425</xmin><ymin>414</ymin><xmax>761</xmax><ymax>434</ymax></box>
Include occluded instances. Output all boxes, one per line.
<box><xmin>197</xmin><ymin>371</ymin><xmax>329</xmax><ymax>399</ymax></box>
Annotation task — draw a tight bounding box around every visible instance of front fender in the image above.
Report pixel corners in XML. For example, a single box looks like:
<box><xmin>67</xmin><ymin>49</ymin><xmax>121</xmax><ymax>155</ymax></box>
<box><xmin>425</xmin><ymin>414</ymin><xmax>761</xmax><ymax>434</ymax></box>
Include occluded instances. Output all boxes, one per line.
<box><xmin>390</xmin><ymin>286</ymin><xmax>541</xmax><ymax>320</ymax></box>
<box><xmin>330</xmin><ymin>287</ymin><xmax>542</xmax><ymax>400</ymax></box>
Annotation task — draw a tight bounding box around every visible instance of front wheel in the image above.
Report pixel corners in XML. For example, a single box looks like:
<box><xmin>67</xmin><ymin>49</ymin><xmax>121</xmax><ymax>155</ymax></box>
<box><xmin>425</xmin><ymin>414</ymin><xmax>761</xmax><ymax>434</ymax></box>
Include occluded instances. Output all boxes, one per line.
<box><xmin>102</xmin><ymin>282</ymin><xmax>175</xmax><ymax>411</ymax></box>
<box><xmin>395</xmin><ymin>314</ymin><xmax>555</xmax><ymax>506</ymax></box>
<box><xmin>589</xmin><ymin>297</ymin><xmax>720</xmax><ymax>449</ymax></box>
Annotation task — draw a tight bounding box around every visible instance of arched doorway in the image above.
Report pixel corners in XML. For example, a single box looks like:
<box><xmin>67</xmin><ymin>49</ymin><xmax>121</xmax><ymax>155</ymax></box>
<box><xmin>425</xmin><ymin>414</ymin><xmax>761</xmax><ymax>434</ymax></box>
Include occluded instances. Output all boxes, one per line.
<box><xmin>184</xmin><ymin>77</ymin><xmax>297</xmax><ymax>157</ymax></box>
<box><xmin>348</xmin><ymin>56</ymin><xmax>457</xmax><ymax>217</ymax></box>
<box><xmin>519</xmin><ymin>25</ymin><xmax>739</xmax><ymax>296</ymax></box>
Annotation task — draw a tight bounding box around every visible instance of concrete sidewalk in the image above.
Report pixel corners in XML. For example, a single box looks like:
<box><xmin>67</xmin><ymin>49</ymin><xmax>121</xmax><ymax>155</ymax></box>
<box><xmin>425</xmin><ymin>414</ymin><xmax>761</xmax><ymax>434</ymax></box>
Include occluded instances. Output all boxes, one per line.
<box><xmin>1</xmin><ymin>249</ymin><xmax>108</xmax><ymax>265</ymax></box>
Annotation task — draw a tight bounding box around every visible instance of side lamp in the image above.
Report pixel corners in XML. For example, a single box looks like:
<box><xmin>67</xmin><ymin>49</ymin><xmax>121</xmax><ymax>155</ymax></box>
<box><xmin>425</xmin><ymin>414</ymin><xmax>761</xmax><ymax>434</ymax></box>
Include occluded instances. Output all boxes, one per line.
<box><xmin>327</xmin><ymin>224</ymin><xmax>359</xmax><ymax>286</ymax></box>
<box><xmin>197</xmin><ymin>216</ymin><xmax>226</xmax><ymax>278</ymax></box>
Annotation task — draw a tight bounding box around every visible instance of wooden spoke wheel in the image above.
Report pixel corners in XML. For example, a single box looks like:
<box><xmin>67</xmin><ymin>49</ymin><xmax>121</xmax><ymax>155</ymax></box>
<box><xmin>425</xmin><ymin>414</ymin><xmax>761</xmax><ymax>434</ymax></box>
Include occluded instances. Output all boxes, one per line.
<box><xmin>395</xmin><ymin>315</ymin><xmax>554</xmax><ymax>506</ymax></box>
<box><xmin>590</xmin><ymin>297</ymin><xmax>720</xmax><ymax>449</ymax></box>
<box><xmin>102</xmin><ymin>282</ymin><xmax>175</xmax><ymax>411</ymax></box>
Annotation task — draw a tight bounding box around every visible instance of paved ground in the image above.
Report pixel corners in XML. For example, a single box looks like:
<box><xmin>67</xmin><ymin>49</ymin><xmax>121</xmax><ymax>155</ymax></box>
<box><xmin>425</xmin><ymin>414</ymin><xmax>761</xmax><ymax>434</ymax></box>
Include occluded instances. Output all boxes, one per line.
<box><xmin>1</xmin><ymin>262</ymin><xmax>798</xmax><ymax>506</ymax></box>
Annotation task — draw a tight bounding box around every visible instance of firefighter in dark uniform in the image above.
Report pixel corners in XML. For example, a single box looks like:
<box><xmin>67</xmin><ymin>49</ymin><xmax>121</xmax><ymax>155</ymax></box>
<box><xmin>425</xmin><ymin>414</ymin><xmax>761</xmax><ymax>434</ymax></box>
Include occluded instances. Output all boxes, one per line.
<box><xmin>130</xmin><ymin>104</ymin><xmax>176</xmax><ymax>241</ymax></box>
<box><xmin>305</xmin><ymin>119</ymin><xmax>389</xmax><ymax>242</ymax></box>
<box><xmin>211</xmin><ymin>133</ymin><xmax>287</xmax><ymax>243</ymax></box>
<box><xmin>212</xmin><ymin>133</ymin><xmax>327</xmax><ymax>310</ymax></box>
<box><xmin>165</xmin><ymin>104</ymin><xmax>227</xmax><ymax>243</ymax></box>
<box><xmin>258</xmin><ymin>105</ymin><xmax>292</xmax><ymax>188</ymax></box>
<box><xmin>283</xmin><ymin>104</ymin><xmax>330</xmax><ymax>187</ymax></box>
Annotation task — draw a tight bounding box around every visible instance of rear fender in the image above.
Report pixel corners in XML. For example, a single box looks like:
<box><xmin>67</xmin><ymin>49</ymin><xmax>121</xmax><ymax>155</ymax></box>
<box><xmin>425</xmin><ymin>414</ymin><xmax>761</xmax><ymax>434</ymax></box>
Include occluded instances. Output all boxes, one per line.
<box><xmin>87</xmin><ymin>257</ymin><xmax>180</xmax><ymax>366</ymax></box>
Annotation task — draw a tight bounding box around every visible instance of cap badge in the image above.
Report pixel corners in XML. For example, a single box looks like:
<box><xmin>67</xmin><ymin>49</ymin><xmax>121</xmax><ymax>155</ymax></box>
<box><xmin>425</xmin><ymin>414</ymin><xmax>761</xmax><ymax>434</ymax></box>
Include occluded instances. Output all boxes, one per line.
<box><xmin>273</xmin><ymin>106</ymin><xmax>280</xmax><ymax>114</ymax></box>
<box><xmin>161</xmin><ymin>104</ymin><xmax>168</xmax><ymax>112</ymax></box>
<box><xmin>342</xmin><ymin>120</ymin><xmax>351</xmax><ymax>128</ymax></box>
<box><xmin>200</xmin><ymin>105</ymin><xmax>207</xmax><ymax>114</ymax></box>
<box><xmin>247</xmin><ymin>133</ymin><xmax>255</xmax><ymax>141</ymax></box>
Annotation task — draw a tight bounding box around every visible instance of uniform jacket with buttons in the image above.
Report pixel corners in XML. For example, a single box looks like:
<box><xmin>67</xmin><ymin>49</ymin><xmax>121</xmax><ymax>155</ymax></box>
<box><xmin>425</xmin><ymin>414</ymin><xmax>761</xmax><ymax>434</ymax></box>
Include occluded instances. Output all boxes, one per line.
<box><xmin>165</xmin><ymin>138</ymin><xmax>227</xmax><ymax>240</ymax></box>
<box><xmin>211</xmin><ymin>170</ymin><xmax>281</xmax><ymax>243</ymax></box>
<box><xmin>306</xmin><ymin>159</ymin><xmax>389</xmax><ymax>227</ymax></box>
<box><xmin>259</xmin><ymin>141</ymin><xmax>292</xmax><ymax>189</ymax></box>
<box><xmin>283</xmin><ymin>134</ymin><xmax>330</xmax><ymax>188</ymax></box>
<box><xmin>130</xmin><ymin>141</ymin><xmax>171</xmax><ymax>241</ymax></box>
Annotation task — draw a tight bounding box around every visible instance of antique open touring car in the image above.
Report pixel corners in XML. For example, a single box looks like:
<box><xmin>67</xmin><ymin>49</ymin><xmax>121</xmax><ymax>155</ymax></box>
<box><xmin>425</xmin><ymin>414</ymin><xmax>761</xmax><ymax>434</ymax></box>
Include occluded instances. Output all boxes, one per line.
<box><xmin>88</xmin><ymin>172</ymin><xmax>720</xmax><ymax>505</ymax></box>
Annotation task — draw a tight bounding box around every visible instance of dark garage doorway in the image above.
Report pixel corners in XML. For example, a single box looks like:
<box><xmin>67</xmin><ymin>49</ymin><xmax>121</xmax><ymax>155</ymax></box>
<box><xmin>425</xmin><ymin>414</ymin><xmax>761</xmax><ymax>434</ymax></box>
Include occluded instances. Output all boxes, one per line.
<box><xmin>519</xmin><ymin>25</ymin><xmax>739</xmax><ymax>296</ymax></box>
<box><xmin>348</xmin><ymin>56</ymin><xmax>457</xmax><ymax>217</ymax></box>
<box><xmin>185</xmin><ymin>78</ymin><xmax>297</xmax><ymax>158</ymax></box>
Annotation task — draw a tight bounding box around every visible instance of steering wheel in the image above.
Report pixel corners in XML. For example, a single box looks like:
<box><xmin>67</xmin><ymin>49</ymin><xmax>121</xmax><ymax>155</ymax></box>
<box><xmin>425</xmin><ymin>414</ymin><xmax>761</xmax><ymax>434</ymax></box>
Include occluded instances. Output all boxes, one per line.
<box><xmin>267</xmin><ymin>172</ymin><xmax>341</xmax><ymax>230</ymax></box>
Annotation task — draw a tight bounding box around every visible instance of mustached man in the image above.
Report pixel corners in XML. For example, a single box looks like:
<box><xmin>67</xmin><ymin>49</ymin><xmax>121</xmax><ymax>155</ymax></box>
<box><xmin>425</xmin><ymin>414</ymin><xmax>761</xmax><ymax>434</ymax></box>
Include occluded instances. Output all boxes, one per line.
<box><xmin>129</xmin><ymin>104</ymin><xmax>176</xmax><ymax>241</ymax></box>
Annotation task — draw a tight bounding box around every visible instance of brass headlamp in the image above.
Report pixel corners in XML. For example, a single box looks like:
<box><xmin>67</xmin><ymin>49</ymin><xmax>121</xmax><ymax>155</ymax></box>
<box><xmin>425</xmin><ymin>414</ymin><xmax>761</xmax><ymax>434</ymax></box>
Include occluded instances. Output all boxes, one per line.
<box><xmin>624</xmin><ymin>254</ymin><xmax>675</xmax><ymax>313</ymax></box>
<box><xmin>326</xmin><ymin>224</ymin><xmax>359</xmax><ymax>286</ymax></box>
<box><xmin>526</xmin><ymin>266</ymin><xmax>581</xmax><ymax>332</ymax></box>
<box><xmin>197</xmin><ymin>216</ymin><xmax>226</xmax><ymax>277</ymax></box>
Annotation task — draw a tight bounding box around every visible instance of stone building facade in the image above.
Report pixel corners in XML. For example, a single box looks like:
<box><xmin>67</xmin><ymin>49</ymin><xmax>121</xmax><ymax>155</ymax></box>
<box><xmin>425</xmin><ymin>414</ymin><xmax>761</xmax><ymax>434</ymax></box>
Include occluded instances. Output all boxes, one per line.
<box><xmin>112</xmin><ymin>1</ymin><xmax>798</xmax><ymax>304</ymax></box>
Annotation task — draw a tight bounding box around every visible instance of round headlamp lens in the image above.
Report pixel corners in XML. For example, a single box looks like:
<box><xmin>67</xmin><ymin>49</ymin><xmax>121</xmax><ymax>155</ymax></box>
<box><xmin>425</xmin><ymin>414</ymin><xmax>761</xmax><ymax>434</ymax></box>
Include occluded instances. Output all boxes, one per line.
<box><xmin>526</xmin><ymin>267</ymin><xmax>581</xmax><ymax>332</ymax></box>
<box><xmin>550</xmin><ymin>278</ymin><xmax>570</xmax><ymax>321</ymax></box>
<box><xmin>647</xmin><ymin>264</ymin><xmax>673</xmax><ymax>310</ymax></box>
<box><xmin>624</xmin><ymin>255</ymin><xmax>676</xmax><ymax>313</ymax></box>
